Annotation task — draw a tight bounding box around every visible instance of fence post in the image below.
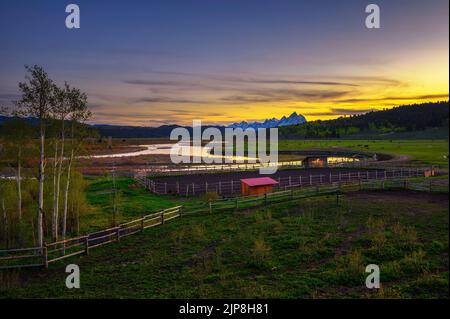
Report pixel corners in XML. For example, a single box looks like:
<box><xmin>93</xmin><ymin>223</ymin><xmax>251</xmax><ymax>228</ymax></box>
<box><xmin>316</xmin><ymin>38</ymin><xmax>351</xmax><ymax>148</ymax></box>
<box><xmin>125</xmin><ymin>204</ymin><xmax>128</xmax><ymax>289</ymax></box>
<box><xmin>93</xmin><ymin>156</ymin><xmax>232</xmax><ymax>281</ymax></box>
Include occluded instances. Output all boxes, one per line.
<box><xmin>192</xmin><ymin>183</ymin><xmax>195</xmax><ymax>195</ymax></box>
<box><xmin>161</xmin><ymin>212</ymin><xmax>165</xmax><ymax>224</ymax></box>
<box><xmin>290</xmin><ymin>188</ymin><xmax>294</xmax><ymax>200</ymax></box>
<box><xmin>177</xmin><ymin>182</ymin><xmax>180</xmax><ymax>195</ymax></box>
<box><xmin>84</xmin><ymin>236</ymin><xmax>89</xmax><ymax>255</ymax></box>
<box><xmin>164</xmin><ymin>183</ymin><xmax>167</xmax><ymax>194</ymax></box>
<box><xmin>43</xmin><ymin>242</ymin><xmax>48</xmax><ymax>269</ymax></box>
<box><xmin>310</xmin><ymin>175</ymin><xmax>312</xmax><ymax>186</ymax></box>
<box><xmin>179</xmin><ymin>206</ymin><xmax>183</xmax><ymax>217</ymax></box>
<box><xmin>116</xmin><ymin>227</ymin><xmax>121</xmax><ymax>242</ymax></box>
<box><xmin>205</xmin><ymin>182</ymin><xmax>208</xmax><ymax>193</ymax></box>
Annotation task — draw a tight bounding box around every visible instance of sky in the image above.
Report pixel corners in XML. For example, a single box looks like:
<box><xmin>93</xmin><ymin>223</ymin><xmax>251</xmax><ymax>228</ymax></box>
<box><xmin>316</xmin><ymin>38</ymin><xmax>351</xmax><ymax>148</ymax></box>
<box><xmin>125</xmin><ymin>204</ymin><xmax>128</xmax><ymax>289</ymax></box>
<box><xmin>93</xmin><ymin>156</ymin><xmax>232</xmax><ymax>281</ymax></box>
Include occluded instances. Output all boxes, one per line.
<box><xmin>0</xmin><ymin>0</ymin><xmax>448</xmax><ymax>126</ymax></box>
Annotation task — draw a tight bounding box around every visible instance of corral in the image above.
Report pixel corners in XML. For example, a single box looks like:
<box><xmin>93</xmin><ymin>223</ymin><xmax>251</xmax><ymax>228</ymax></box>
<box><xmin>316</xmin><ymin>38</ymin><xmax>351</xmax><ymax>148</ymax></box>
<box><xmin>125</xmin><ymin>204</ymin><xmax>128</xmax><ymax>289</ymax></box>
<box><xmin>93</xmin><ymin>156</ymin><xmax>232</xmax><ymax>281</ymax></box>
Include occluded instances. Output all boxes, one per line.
<box><xmin>142</xmin><ymin>166</ymin><xmax>431</xmax><ymax>196</ymax></box>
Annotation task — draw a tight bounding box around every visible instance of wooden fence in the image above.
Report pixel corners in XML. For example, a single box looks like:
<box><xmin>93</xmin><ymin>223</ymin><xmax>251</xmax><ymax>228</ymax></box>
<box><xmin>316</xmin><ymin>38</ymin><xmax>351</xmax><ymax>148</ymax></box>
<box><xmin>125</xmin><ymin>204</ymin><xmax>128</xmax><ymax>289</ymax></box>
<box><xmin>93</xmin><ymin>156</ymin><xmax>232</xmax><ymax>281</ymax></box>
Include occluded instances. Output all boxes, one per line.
<box><xmin>138</xmin><ymin>167</ymin><xmax>432</xmax><ymax>196</ymax></box>
<box><xmin>179</xmin><ymin>176</ymin><xmax>448</xmax><ymax>215</ymax></box>
<box><xmin>0</xmin><ymin>206</ymin><xmax>182</xmax><ymax>270</ymax></box>
<box><xmin>134</xmin><ymin>157</ymin><xmax>375</xmax><ymax>178</ymax></box>
<box><xmin>1</xmin><ymin>174</ymin><xmax>446</xmax><ymax>270</ymax></box>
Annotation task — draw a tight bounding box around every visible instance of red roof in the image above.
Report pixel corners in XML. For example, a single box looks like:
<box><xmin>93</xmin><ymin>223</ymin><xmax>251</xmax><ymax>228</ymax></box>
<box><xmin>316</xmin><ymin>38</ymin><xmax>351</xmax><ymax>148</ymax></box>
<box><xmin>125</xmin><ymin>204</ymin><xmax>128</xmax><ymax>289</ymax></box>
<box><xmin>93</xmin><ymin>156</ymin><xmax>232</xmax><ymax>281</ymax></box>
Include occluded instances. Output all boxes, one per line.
<box><xmin>240</xmin><ymin>177</ymin><xmax>279</xmax><ymax>187</ymax></box>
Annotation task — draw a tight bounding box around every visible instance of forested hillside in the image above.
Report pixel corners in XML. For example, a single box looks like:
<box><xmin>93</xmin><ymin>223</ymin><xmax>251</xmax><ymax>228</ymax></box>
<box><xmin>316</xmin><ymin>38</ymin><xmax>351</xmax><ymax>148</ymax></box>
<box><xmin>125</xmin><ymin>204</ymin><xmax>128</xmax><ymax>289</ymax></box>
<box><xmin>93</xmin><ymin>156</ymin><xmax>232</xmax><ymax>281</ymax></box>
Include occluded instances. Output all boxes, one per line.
<box><xmin>279</xmin><ymin>101</ymin><xmax>449</xmax><ymax>139</ymax></box>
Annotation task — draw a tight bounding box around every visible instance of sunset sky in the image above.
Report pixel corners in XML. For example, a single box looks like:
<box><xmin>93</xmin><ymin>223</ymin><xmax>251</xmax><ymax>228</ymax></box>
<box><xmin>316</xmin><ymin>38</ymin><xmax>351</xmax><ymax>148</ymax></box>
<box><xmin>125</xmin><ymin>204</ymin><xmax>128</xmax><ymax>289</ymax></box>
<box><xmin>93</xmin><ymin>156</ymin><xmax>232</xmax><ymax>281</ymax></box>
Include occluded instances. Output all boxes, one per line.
<box><xmin>0</xmin><ymin>0</ymin><xmax>448</xmax><ymax>126</ymax></box>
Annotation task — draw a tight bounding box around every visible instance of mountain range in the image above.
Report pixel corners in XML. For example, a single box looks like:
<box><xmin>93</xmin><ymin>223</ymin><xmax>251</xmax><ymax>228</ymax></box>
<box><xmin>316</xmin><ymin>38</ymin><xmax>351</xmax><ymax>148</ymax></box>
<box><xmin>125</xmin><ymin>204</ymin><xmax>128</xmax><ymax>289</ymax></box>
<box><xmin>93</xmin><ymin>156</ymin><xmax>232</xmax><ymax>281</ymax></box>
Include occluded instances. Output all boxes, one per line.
<box><xmin>228</xmin><ymin>112</ymin><xmax>307</xmax><ymax>130</ymax></box>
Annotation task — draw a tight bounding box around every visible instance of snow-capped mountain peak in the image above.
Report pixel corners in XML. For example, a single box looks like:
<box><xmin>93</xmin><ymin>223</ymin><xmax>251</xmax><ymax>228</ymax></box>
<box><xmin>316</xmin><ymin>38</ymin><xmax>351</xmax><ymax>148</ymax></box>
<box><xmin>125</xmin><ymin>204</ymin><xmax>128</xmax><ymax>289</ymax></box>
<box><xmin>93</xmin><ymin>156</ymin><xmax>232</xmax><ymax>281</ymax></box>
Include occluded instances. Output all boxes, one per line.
<box><xmin>228</xmin><ymin>112</ymin><xmax>306</xmax><ymax>130</ymax></box>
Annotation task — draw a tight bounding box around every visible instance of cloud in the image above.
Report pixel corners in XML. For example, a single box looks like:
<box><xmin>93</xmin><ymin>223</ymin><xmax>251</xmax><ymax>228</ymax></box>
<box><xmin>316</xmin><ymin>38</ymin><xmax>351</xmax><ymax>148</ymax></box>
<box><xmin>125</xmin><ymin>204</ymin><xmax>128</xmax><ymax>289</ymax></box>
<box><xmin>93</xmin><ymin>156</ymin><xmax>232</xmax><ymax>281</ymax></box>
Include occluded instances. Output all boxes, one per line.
<box><xmin>132</xmin><ymin>97</ymin><xmax>208</xmax><ymax>104</ymax></box>
<box><xmin>220</xmin><ymin>89</ymin><xmax>352</xmax><ymax>103</ymax></box>
<box><xmin>336</xmin><ymin>93</ymin><xmax>448</xmax><ymax>103</ymax></box>
<box><xmin>328</xmin><ymin>76</ymin><xmax>405</xmax><ymax>86</ymax></box>
<box><xmin>222</xmin><ymin>78</ymin><xmax>359</xmax><ymax>87</ymax></box>
<box><xmin>305</xmin><ymin>108</ymin><xmax>376</xmax><ymax>116</ymax></box>
<box><xmin>0</xmin><ymin>93</ymin><xmax>21</xmax><ymax>101</ymax></box>
<box><xmin>123</xmin><ymin>80</ymin><xmax>182</xmax><ymax>86</ymax></box>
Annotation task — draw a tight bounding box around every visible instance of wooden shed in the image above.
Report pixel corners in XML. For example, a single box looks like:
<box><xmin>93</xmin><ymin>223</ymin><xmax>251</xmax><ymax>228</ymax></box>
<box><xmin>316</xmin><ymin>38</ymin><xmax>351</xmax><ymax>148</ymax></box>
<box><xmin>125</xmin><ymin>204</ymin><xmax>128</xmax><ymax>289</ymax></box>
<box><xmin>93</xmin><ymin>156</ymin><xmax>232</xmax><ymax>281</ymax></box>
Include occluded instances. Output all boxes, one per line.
<box><xmin>240</xmin><ymin>177</ymin><xmax>279</xmax><ymax>196</ymax></box>
<box><xmin>302</xmin><ymin>156</ymin><xmax>328</xmax><ymax>168</ymax></box>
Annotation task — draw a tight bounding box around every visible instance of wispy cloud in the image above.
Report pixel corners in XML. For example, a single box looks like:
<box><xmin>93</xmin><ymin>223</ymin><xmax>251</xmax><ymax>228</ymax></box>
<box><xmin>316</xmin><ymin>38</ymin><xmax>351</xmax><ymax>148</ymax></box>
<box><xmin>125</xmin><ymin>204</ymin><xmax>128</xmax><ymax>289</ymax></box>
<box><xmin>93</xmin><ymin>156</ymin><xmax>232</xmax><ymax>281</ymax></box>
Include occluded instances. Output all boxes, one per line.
<box><xmin>131</xmin><ymin>97</ymin><xmax>209</xmax><ymax>104</ymax></box>
<box><xmin>336</xmin><ymin>93</ymin><xmax>448</xmax><ymax>103</ymax></box>
<box><xmin>305</xmin><ymin>108</ymin><xmax>376</xmax><ymax>116</ymax></box>
<box><xmin>220</xmin><ymin>78</ymin><xmax>359</xmax><ymax>87</ymax></box>
<box><xmin>220</xmin><ymin>89</ymin><xmax>352</xmax><ymax>103</ymax></box>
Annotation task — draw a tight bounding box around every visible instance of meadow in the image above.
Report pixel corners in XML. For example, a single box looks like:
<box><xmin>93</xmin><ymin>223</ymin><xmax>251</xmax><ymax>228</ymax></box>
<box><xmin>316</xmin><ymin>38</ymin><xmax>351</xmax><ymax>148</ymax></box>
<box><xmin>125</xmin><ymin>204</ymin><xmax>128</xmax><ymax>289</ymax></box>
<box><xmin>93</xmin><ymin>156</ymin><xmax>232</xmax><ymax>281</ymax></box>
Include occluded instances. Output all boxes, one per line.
<box><xmin>0</xmin><ymin>175</ymin><xmax>448</xmax><ymax>298</ymax></box>
<box><xmin>0</xmin><ymin>137</ymin><xmax>448</xmax><ymax>298</ymax></box>
<box><xmin>279</xmin><ymin>139</ymin><xmax>449</xmax><ymax>167</ymax></box>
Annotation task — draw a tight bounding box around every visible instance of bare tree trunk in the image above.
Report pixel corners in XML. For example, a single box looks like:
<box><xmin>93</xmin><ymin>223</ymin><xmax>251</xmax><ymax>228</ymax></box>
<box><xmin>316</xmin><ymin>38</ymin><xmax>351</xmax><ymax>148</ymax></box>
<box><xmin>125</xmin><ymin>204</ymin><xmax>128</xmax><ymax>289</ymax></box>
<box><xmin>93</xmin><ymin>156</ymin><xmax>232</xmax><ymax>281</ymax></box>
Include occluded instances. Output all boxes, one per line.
<box><xmin>2</xmin><ymin>198</ymin><xmax>8</xmax><ymax>248</ymax></box>
<box><xmin>16</xmin><ymin>147</ymin><xmax>22</xmax><ymax>220</ymax></box>
<box><xmin>37</xmin><ymin>125</ymin><xmax>45</xmax><ymax>249</ymax></box>
<box><xmin>31</xmin><ymin>215</ymin><xmax>36</xmax><ymax>249</ymax></box>
<box><xmin>62</xmin><ymin>148</ymin><xmax>74</xmax><ymax>242</ymax></box>
<box><xmin>112</xmin><ymin>168</ymin><xmax>118</xmax><ymax>226</ymax></box>
<box><xmin>54</xmin><ymin>120</ymin><xmax>65</xmax><ymax>242</ymax></box>
<box><xmin>52</xmin><ymin>140</ymin><xmax>58</xmax><ymax>241</ymax></box>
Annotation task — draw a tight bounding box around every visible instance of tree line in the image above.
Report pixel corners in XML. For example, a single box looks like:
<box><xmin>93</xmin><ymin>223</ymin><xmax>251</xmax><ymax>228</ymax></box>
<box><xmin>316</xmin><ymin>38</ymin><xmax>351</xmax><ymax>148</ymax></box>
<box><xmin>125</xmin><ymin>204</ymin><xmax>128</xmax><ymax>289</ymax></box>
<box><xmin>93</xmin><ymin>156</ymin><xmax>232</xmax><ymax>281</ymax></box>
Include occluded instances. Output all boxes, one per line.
<box><xmin>0</xmin><ymin>65</ymin><xmax>95</xmax><ymax>249</ymax></box>
<box><xmin>279</xmin><ymin>101</ymin><xmax>449</xmax><ymax>139</ymax></box>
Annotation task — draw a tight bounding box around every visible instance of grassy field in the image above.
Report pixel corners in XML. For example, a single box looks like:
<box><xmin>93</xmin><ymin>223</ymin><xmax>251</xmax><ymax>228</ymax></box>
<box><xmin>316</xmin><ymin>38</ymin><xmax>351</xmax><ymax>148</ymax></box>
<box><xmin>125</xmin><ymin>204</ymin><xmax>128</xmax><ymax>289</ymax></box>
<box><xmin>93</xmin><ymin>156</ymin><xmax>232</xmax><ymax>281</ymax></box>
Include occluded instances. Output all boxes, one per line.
<box><xmin>1</xmin><ymin>181</ymin><xmax>448</xmax><ymax>298</ymax></box>
<box><xmin>78</xmin><ymin>177</ymin><xmax>183</xmax><ymax>233</ymax></box>
<box><xmin>279</xmin><ymin>139</ymin><xmax>449</xmax><ymax>167</ymax></box>
<box><xmin>0</xmin><ymin>138</ymin><xmax>448</xmax><ymax>298</ymax></box>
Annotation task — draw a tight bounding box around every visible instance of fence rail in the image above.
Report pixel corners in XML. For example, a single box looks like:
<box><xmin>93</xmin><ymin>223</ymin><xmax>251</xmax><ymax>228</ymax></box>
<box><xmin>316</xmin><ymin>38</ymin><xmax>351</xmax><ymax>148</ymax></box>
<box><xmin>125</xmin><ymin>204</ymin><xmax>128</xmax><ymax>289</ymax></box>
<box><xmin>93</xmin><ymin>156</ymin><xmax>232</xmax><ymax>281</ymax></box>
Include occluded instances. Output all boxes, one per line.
<box><xmin>134</xmin><ymin>157</ymin><xmax>378</xmax><ymax>178</ymax></box>
<box><xmin>138</xmin><ymin>167</ymin><xmax>434</xmax><ymax>196</ymax></box>
<box><xmin>0</xmin><ymin>206</ymin><xmax>182</xmax><ymax>270</ymax></box>
<box><xmin>1</xmin><ymin>172</ymin><xmax>445</xmax><ymax>270</ymax></box>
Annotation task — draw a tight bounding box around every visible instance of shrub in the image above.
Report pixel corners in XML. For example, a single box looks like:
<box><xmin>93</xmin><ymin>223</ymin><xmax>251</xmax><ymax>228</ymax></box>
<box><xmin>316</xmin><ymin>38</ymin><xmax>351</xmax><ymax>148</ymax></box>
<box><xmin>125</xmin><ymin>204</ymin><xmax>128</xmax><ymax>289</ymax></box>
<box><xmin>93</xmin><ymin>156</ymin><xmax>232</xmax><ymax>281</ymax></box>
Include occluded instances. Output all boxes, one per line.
<box><xmin>203</xmin><ymin>191</ymin><xmax>219</xmax><ymax>202</ymax></box>
<box><xmin>252</xmin><ymin>236</ymin><xmax>272</xmax><ymax>264</ymax></box>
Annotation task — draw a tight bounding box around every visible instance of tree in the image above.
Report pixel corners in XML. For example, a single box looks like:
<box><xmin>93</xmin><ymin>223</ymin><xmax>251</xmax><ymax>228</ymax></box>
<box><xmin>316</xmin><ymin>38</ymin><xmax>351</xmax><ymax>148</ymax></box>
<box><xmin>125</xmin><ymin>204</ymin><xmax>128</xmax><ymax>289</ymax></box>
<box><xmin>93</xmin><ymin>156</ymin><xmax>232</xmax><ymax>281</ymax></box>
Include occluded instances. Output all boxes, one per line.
<box><xmin>50</xmin><ymin>83</ymin><xmax>72</xmax><ymax>241</ymax></box>
<box><xmin>1</xmin><ymin>118</ymin><xmax>35</xmax><ymax>220</ymax></box>
<box><xmin>61</xmin><ymin>87</ymin><xmax>91</xmax><ymax>242</ymax></box>
<box><xmin>15</xmin><ymin>65</ymin><xmax>55</xmax><ymax>248</ymax></box>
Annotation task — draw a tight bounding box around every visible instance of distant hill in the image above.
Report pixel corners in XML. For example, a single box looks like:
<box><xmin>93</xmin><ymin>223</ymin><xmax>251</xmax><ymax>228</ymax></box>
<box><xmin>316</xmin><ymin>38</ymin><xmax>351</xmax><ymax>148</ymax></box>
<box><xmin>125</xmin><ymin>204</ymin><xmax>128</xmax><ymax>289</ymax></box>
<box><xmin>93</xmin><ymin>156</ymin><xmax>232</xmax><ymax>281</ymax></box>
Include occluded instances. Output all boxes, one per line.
<box><xmin>279</xmin><ymin>101</ymin><xmax>449</xmax><ymax>139</ymax></box>
<box><xmin>93</xmin><ymin>124</ymin><xmax>182</xmax><ymax>138</ymax></box>
<box><xmin>229</xmin><ymin>112</ymin><xmax>307</xmax><ymax>130</ymax></box>
<box><xmin>1</xmin><ymin>101</ymin><xmax>448</xmax><ymax>139</ymax></box>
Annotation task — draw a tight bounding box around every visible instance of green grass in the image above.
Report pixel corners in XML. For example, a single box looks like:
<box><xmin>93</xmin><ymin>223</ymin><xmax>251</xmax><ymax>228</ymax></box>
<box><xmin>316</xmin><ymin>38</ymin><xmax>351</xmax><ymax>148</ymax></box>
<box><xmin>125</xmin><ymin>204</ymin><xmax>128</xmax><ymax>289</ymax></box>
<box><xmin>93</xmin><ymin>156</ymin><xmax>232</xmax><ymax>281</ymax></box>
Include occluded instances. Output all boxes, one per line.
<box><xmin>279</xmin><ymin>139</ymin><xmax>449</xmax><ymax>167</ymax></box>
<box><xmin>1</xmin><ymin>189</ymin><xmax>448</xmax><ymax>299</ymax></box>
<box><xmin>79</xmin><ymin>177</ymin><xmax>184</xmax><ymax>232</ymax></box>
